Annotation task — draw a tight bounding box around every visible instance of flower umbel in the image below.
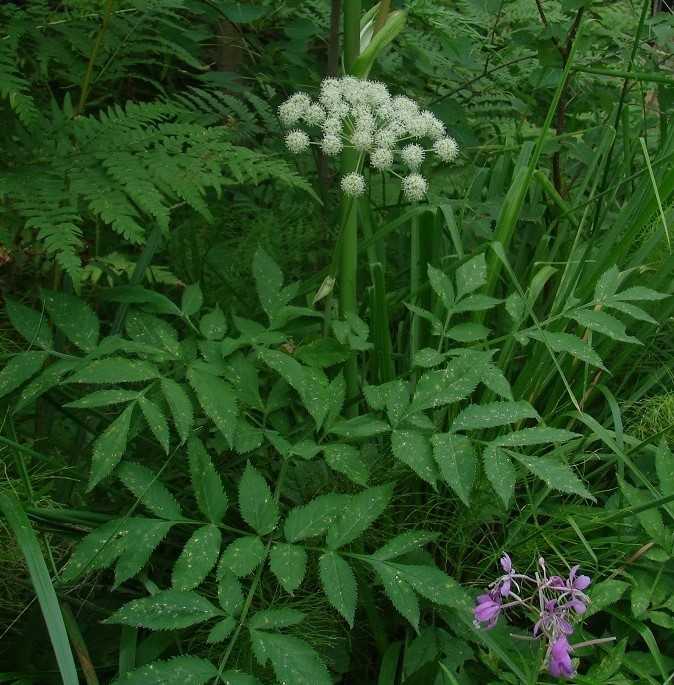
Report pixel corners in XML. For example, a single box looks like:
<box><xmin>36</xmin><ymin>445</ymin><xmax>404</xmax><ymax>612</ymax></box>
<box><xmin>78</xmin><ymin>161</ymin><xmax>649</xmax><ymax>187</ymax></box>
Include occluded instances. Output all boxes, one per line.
<box><xmin>279</xmin><ymin>77</ymin><xmax>460</xmax><ymax>198</ymax></box>
<box><xmin>474</xmin><ymin>554</ymin><xmax>608</xmax><ymax>680</ymax></box>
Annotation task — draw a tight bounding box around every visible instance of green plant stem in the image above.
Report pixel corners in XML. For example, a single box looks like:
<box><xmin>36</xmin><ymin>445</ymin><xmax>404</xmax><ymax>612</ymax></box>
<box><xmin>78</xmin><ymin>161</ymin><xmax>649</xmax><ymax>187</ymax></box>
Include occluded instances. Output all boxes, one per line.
<box><xmin>62</xmin><ymin>603</ymin><xmax>100</xmax><ymax>685</ymax></box>
<box><xmin>339</xmin><ymin>0</ymin><xmax>362</xmax><ymax>414</ymax></box>
<box><xmin>77</xmin><ymin>0</ymin><xmax>115</xmax><ymax>115</ymax></box>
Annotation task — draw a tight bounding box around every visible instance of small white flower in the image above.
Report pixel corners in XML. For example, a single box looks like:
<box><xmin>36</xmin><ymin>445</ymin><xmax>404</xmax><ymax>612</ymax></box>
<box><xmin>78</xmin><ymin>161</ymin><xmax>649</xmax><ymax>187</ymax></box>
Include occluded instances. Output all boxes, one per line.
<box><xmin>341</xmin><ymin>172</ymin><xmax>366</xmax><ymax>197</ymax></box>
<box><xmin>375</xmin><ymin>124</ymin><xmax>403</xmax><ymax>148</ymax></box>
<box><xmin>321</xmin><ymin>133</ymin><xmax>343</xmax><ymax>156</ymax></box>
<box><xmin>285</xmin><ymin>129</ymin><xmax>310</xmax><ymax>154</ymax></box>
<box><xmin>278</xmin><ymin>92</ymin><xmax>311</xmax><ymax>126</ymax></box>
<box><xmin>420</xmin><ymin>110</ymin><xmax>445</xmax><ymax>140</ymax></box>
<box><xmin>406</xmin><ymin>114</ymin><xmax>431</xmax><ymax>139</ymax></box>
<box><xmin>322</xmin><ymin>116</ymin><xmax>342</xmax><ymax>135</ymax></box>
<box><xmin>401</xmin><ymin>143</ymin><xmax>425</xmax><ymax>169</ymax></box>
<box><xmin>369</xmin><ymin>147</ymin><xmax>394</xmax><ymax>170</ymax></box>
<box><xmin>351</xmin><ymin>127</ymin><xmax>373</xmax><ymax>151</ymax></box>
<box><xmin>401</xmin><ymin>173</ymin><xmax>428</xmax><ymax>201</ymax></box>
<box><xmin>433</xmin><ymin>136</ymin><xmax>459</xmax><ymax>162</ymax></box>
<box><xmin>303</xmin><ymin>103</ymin><xmax>326</xmax><ymax>126</ymax></box>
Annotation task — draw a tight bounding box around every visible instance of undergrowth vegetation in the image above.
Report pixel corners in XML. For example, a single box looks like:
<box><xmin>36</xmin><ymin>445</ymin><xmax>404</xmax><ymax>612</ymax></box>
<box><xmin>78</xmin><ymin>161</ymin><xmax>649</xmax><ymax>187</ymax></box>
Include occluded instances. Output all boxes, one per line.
<box><xmin>1</xmin><ymin>1</ymin><xmax>674</xmax><ymax>683</ymax></box>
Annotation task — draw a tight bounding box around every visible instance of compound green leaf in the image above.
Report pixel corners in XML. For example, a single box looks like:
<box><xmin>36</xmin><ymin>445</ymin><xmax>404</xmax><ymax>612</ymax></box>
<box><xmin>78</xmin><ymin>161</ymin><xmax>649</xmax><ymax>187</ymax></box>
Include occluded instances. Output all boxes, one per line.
<box><xmin>482</xmin><ymin>445</ymin><xmax>516</xmax><ymax>508</ymax></box>
<box><xmin>42</xmin><ymin>289</ymin><xmax>99</xmax><ymax>352</ymax></box>
<box><xmin>181</xmin><ymin>283</ymin><xmax>203</xmax><ymax>317</ymax></box>
<box><xmin>70</xmin><ymin>357</ymin><xmax>160</xmax><ymax>384</ymax></box>
<box><xmin>105</xmin><ymin>590</ymin><xmax>219</xmax><ymax>630</ymax></box>
<box><xmin>284</xmin><ymin>494</ymin><xmax>350</xmax><ymax>543</ymax></box>
<box><xmin>138</xmin><ymin>396</ymin><xmax>170</xmax><ymax>454</ymax></box>
<box><xmin>172</xmin><ymin>524</ymin><xmax>222</xmax><ymax>591</ymax></box>
<box><xmin>323</xmin><ymin>444</ymin><xmax>369</xmax><ymax>486</ymax></box>
<box><xmin>511</xmin><ymin>452</ymin><xmax>594</xmax><ymax>500</ymax></box>
<box><xmin>326</xmin><ymin>484</ymin><xmax>392</xmax><ymax>550</ymax></box>
<box><xmin>456</xmin><ymin>253</ymin><xmax>487</xmax><ymax>299</ymax></box>
<box><xmin>391</xmin><ymin>429</ymin><xmax>439</xmax><ymax>487</ymax></box>
<box><xmin>452</xmin><ymin>400</ymin><xmax>539</xmax><ymax>431</ymax></box>
<box><xmin>217</xmin><ymin>570</ymin><xmax>244</xmax><ymax>615</ymax></box>
<box><xmin>113</xmin><ymin>656</ymin><xmax>218</xmax><ymax>685</ymax></box>
<box><xmin>270</xmin><ymin>543</ymin><xmax>307</xmax><ymax>594</ymax></box>
<box><xmin>239</xmin><ymin>462</ymin><xmax>278</xmax><ymax>535</ymax></box>
<box><xmin>89</xmin><ymin>403</ymin><xmax>136</xmax><ymax>489</ymax></box>
<box><xmin>371</xmin><ymin>561</ymin><xmax>420</xmax><ymax>632</ymax></box>
<box><xmin>319</xmin><ymin>552</ymin><xmax>357</xmax><ymax>627</ymax></box>
<box><xmin>187</xmin><ymin>367</ymin><xmax>237</xmax><ymax>448</ymax></box>
<box><xmin>207</xmin><ymin>617</ymin><xmax>236</xmax><ymax>644</ymax></box>
<box><xmin>5</xmin><ymin>297</ymin><xmax>53</xmax><ymax>349</ymax></box>
<box><xmin>248</xmin><ymin>608</ymin><xmax>305</xmax><ymax>631</ymax></box>
<box><xmin>526</xmin><ymin>330</ymin><xmax>606</xmax><ymax>369</ymax></box>
<box><xmin>65</xmin><ymin>388</ymin><xmax>139</xmax><ymax>409</ymax></box>
<box><xmin>492</xmin><ymin>427</ymin><xmax>580</xmax><ymax>447</ymax></box>
<box><xmin>187</xmin><ymin>437</ymin><xmax>228</xmax><ymax>523</ymax></box>
<box><xmin>217</xmin><ymin>536</ymin><xmax>265</xmax><ymax>578</ymax></box>
<box><xmin>161</xmin><ymin>378</ymin><xmax>193</xmax><ymax>444</ymax></box>
<box><xmin>116</xmin><ymin>462</ymin><xmax>182</xmax><ymax>520</ymax></box>
<box><xmin>249</xmin><ymin>632</ymin><xmax>330</xmax><ymax>685</ymax></box>
<box><xmin>0</xmin><ymin>351</ymin><xmax>47</xmax><ymax>399</ymax></box>
<box><xmin>431</xmin><ymin>433</ymin><xmax>475</xmax><ymax>506</ymax></box>
<box><xmin>373</xmin><ymin>530</ymin><xmax>440</xmax><ymax>561</ymax></box>
<box><xmin>114</xmin><ymin>519</ymin><xmax>173</xmax><ymax>587</ymax></box>
<box><xmin>569</xmin><ymin>309</ymin><xmax>641</xmax><ymax>345</ymax></box>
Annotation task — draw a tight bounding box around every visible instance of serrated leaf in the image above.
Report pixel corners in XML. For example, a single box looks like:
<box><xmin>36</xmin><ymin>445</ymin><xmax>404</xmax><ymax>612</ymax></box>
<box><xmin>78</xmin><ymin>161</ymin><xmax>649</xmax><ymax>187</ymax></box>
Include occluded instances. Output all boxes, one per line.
<box><xmin>217</xmin><ymin>570</ymin><xmax>244</xmax><ymax>615</ymax></box>
<box><xmin>182</xmin><ymin>283</ymin><xmax>203</xmax><ymax>317</ymax></box>
<box><xmin>614</xmin><ymin>286</ymin><xmax>668</xmax><ymax>302</ymax></box>
<box><xmin>569</xmin><ymin>309</ymin><xmax>641</xmax><ymax>344</ymax></box>
<box><xmin>113</xmin><ymin>656</ymin><xmax>218</xmax><ymax>685</ymax></box>
<box><xmin>391</xmin><ymin>429</ymin><xmax>439</xmax><ymax>487</ymax></box>
<box><xmin>584</xmin><ymin>580</ymin><xmax>629</xmax><ymax>618</ymax></box>
<box><xmin>199</xmin><ymin>307</ymin><xmax>227</xmax><ymax>340</ymax></box>
<box><xmin>594</xmin><ymin>266</ymin><xmax>620</xmax><ymax>301</ymax></box>
<box><xmin>5</xmin><ymin>297</ymin><xmax>53</xmax><ymax>349</ymax></box>
<box><xmin>207</xmin><ymin>617</ymin><xmax>236</xmax><ymax>644</ymax></box>
<box><xmin>114</xmin><ymin>519</ymin><xmax>173</xmax><ymax>587</ymax></box>
<box><xmin>373</xmin><ymin>530</ymin><xmax>440</xmax><ymax>561</ymax></box>
<box><xmin>410</xmin><ymin>359</ymin><xmax>482</xmax><ymax>414</ymax></box>
<box><xmin>431</xmin><ymin>434</ymin><xmax>475</xmax><ymax>506</ymax></box>
<box><xmin>172</xmin><ymin>525</ymin><xmax>222</xmax><ymax>591</ymax></box>
<box><xmin>0</xmin><ymin>351</ymin><xmax>47</xmax><ymax>399</ymax></box>
<box><xmin>323</xmin><ymin>444</ymin><xmax>369</xmax><ymax>485</ymax></box>
<box><xmin>16</xmin><ymin>359</ymin><xmax>79</xmax><ymax>411</ymax></box>
<box><xmin>234</xmin><ymin>418</ymin><xmax>263</xmax><ymax>454</ymax></box>
<box><xmin>452</xmin><ymin>400</ymin><xmax>539</xmax><ymax>431</ymax></box>
<box><xmin>511</xmin><ymin>452</ymin><xmax>594</xmax><ymax>500</ymax></box>
<box><xmin>249</xmin><ymin>632</ymin><xmax>331</xmax><ymax>685</ymax></box>
<box><xmin>218</xmin><ymin>536</ymin><xmax>265</xmax><ymax>577</ymax></box>
<box><xmin>161</xmin><ymin>378</ymin><xmax>193</xmax><ymax>444</ymax></box>
<box><xmin>364</xmin><ymin>379</ymin><xmax>409</xmax><ymax>426</ymax></box>
<box><xmin>492</xmin><ymin>427</ymin><xmax>580</xmax><ymax>447</ymax></box>
<box><xmin>453</xmin><ymin>294</ymin><xmax>500</xmax><ymax>313</ymax></box>
<box><xmin>258</xmin><ymin>349</ymin><xmax>329</xmax><ymax>429</ymax></box>
<box><xmin>445</xmin><ymin>323</ymin><xmax>490</xmax><ymax>342</ymax></box>
<box><xmin>270</xmin><ymin>543</ymin><xmax>307</xmax><ymax>594</ymax></box>
<box><xmin>525</xmin><ymin>329</ymin><xmax>606</xmax><ymax>369</ymax></box>
<box><xmin>239</xmin><ymin>462</ymin><xmax>278</xmax><ymax>535</ymax></box>
<box><xmin>223</xmin><ymin>353</ymin><xmax>263</xmax><ymax>411</ymax></box>
<box><xmin>105</xmin><ymin>590</ymin><xmax>219</xmax><ymax>630</ymax></box>
<box><xmin>89</xmin><ymin>403</ymin><xmax>135</xmax><ymax>489</ymax></box>
<box><xmin>372</xmin><ymin>561</ymin><xmax>419</xmax><ymax>631</ymax></box>
<box><xmin>187</xmin><ymin>437</ymin><xmax>228</xmax><ymax>523</ymax></box>
<box><xmin>117</xmin><ymin>462</ymin><xmax>182</xmax><ymax>520</ymax></box>
<box><xmin>319</xmin><ymin>552</ymin><xmax>357</xmax><ymax>627</ymax></box>
<box><xmin>392</xmin><ymin>563</ymin><xmax>471</xmax><ymax>611</ymax></box>
<box><xmin>427</xmin><ymin>264</ymin><xmax>454</xmax><ymax>310</ymax></box>
<box><xmin>413</xmin><ymin>348</ymin><xmax>445</xmax><ymax>368</ymax></box>
<box><xmin>480</xmin><ymin>364</ymin><xmax>513</xmax><ymax>400</ymax></box>
<box><xmin>126</xmin><ymin>311</ymin><xmax>180</xmax><ymax>358</ymax></box>
<box><xmin>187</xmin><ymin>367</ymin><xmax>237</xmax><ymax>448</ymax></box>
<box><xmin>605</xmin><ymin>300</ymin><xmax>657</xmax><ymax>324</ymax></box>
<box><xmin>253</xmin><ymin>248</ymin><xmax>285</xmax><ymax>321</ymax></box>
<box><xmin>482</xmin><ymin>445</ymin><xmax>516</xmax><ymax>508</ymax></box>
<box><xmin>69</xmin><ymin>357</ymin><xmax>160</xmax><ymax>384</ymax></box>
<box><xmin>295</xmin><ymin>338</ymin><xmax>349</xmax><ymax>368</ymax></box>
<box><xmin>328</xmin><ymin>414</ymin><xmax>390</xmax><ymax>439</ymax></box>
<box><xmin>61</xmin><ymin>519</ymin><xmax>131</xmax><ymax>582</ymax></box>
<box><xmin>456</xmin><ymin>253</ymin><xmax>487</xmax><ymax>299</ymax></box>
<box><xmin>284</xmin><ymin>494</ymin><xmax>350</xmax><ymax>543</ymax></box>
<box><xmin>138</xmin><ymin>396</ymin><xmax>170</xmax><ymax>453</ymax></box>
<box><xmin>65</xmin><ymin>388</ymin><xmax>139</xmax><ymax>409</ymax></box>
<box><xmin>42</xmin><ymin>289</ymin><xmax>99</xmax><ymax>352</ymax></box>
<box><xmin>249</xmin><ymin>608</ymin><xmax>305</xmax><ymax>630</ymax></box>
<box><xmin>326</xmin><ymin>484</ymin><xmax>392</xmax><ymax>549</ymax></box>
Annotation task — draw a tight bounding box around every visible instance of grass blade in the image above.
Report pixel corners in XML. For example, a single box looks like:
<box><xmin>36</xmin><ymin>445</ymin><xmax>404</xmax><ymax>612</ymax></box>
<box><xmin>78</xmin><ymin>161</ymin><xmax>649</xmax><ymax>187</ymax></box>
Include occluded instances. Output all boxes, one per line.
<box><xmin>0</xmin><ymin>492</ymin><xmax>79</xmax><ymax>685</ymax></box>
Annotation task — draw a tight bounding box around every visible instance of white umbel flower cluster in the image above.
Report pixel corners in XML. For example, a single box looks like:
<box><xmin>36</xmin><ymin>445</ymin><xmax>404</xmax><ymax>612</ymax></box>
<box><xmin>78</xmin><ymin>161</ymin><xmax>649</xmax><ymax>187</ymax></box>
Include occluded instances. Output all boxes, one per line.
<box><xmin>278</xmin><ymin>77</ymin><xmax>460</xmax><ymax>202</ymax></box>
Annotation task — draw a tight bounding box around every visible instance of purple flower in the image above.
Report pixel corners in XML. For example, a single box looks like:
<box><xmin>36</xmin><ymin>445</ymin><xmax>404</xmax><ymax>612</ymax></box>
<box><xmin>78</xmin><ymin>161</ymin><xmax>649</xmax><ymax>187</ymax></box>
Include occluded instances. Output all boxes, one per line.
<box><xmin>548</xmin><ymin>636</ymin><xmax>574</xmax><ymax>678</ymax></box>
<box><xmin>568</xmin><ymin>565</ymin><xmax>591</xmax><ymax>591</ymax></box>
<box><xmin>534</xmin><ymin>600</ymin><xmax>573</xmax><ymax>638</ymax></box>
<box><xmin>474</xmin><ymin>590</ymin><xmax>502</xmax><ymax>628</ymax></box>
<box><xmin>498</xmin><ymin>552</ymin><xmax>516</xmax><ymax>596</ymax></box>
